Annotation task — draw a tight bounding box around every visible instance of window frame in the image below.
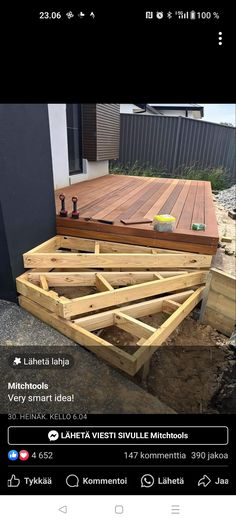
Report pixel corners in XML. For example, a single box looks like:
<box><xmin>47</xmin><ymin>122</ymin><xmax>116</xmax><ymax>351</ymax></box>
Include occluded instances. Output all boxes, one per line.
<box><xmin>66</xmin><ymin>104</ymin><xmax>83</xmax><ymax>175</ymax></box>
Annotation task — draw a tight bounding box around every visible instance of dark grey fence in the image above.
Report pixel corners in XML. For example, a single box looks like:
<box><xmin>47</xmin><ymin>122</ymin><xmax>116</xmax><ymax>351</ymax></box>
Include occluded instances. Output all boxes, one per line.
<box><xmin>117</xmin><ymin>114</ymin><xmax>236</xmax><ymax>182</ymax></box>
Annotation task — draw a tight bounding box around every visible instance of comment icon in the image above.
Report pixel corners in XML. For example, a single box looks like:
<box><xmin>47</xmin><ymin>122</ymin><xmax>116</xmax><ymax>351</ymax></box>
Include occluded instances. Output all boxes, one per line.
<box><xmin>66</xmin><ymin>474</ymin><xmax>79</xmax><ymax>488</ymax></box>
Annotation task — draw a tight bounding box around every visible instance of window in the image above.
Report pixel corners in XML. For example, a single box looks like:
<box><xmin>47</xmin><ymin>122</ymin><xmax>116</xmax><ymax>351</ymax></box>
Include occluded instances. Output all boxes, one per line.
<box><xmin>66</xmin><ymin>104</ymin><xmax>83</xmax><ymax>174</ymax></box>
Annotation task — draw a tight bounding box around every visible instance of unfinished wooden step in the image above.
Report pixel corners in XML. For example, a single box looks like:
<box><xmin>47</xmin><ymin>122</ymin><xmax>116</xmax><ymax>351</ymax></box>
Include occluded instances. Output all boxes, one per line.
<box><xmin>23</xmin><ymin>251</ymin><xmax>212</xmax><ymax>269</ymax></box>
<box><xmin>18</xmin><ymin>286</ymin><xmax>204</xmax><ymax>376</ymax></box>
<box><xmin>23</xmin><ymin>235</ymin><xmax>212</xmax><ymax>270</ymax></box>
<box><xmin>17</xmin><ymin>270</ymin><xmax>207</xmax><ymax>319</ymax></box>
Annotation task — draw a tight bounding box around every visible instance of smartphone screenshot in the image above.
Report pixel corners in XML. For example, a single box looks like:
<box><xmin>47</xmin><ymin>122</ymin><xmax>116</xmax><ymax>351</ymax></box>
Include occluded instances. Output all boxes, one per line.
<box><xmin>0</xmin><ymin>5</ymin><xmax>235</xmax><ymax>523</ymax></box>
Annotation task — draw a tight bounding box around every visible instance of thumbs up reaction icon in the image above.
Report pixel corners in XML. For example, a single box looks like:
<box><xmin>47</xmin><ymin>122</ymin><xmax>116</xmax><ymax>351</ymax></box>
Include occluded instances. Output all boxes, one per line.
<box><xmin>8</xmin><ymin>474</ymin><xmax>20</xmax><ymax>488</ymax></box>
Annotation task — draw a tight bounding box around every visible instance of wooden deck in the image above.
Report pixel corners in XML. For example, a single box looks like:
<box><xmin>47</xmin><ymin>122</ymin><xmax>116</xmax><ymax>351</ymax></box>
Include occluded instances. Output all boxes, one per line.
<box><xmin>55</xmin><ymin>175</ymin><xmax>219</xmax><ymax>254</ymax></box>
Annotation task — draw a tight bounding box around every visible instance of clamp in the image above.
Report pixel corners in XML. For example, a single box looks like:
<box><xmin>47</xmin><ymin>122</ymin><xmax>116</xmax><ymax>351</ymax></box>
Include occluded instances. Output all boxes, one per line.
<box><xmin>71</xmin><ymin>196</ymin><xmax>79</xmax><ymax>219</ymax></box>
<box><xmin>59</xmin><ymin>194</ymin><xmax>68</xmax><ymax>217</ymax></box>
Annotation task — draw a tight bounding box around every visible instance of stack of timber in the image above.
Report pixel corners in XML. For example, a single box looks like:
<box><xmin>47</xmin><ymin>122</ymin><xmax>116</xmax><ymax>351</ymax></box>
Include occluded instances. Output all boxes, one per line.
<box><xmin>17</xmin><ymin>235</ymin><xmax>211</xmax><ymax>375</ymax></box>
<box><xmin>200</xmin><ymin>268</ymin><xmax>236</xmax><ymax>336</ymax></box>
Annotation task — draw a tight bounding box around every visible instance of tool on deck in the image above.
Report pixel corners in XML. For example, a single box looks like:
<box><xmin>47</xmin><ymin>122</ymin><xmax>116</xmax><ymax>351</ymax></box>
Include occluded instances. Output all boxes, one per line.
<box><xmin>120</xmin><ymin>218</ymin><xmax>152</xmax><ymax>225</ymax></box>
<box><xmin>59</xmin><ymin>194</ymin><xmax>68</xmax><ymax>217</ymax></box>
<box><xmin>71</xmin><ymin>196</ymin><xmax>79</xmax><ymax>219</ymax></box>
<box><xmin>192</xmin><ymin>223</ymin><xmax>206</xmax><ymax>231</ymax></box>
<box><xmin>84</xmin><ymin>217</ymin><xmax>114</xmax><ymax>225</ymax></box>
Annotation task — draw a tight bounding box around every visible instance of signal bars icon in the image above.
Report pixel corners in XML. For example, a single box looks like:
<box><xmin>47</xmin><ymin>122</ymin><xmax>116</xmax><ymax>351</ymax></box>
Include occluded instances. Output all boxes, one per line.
<box><xmin>175</xmin><ymin>11</ymin><xmax>188</xmax><ymax>19</ymax></box>
<box><xmin>175</xmin><ymin>11</ymin><xmax>196</xmax><ymax>19</ymax></box>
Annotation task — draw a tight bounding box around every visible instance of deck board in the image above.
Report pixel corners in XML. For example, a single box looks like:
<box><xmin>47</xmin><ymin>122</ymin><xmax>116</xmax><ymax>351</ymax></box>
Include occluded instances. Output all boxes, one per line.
<box><xmin>158</xmin><ymin>180</ymin><xmax>185</xmax><ymax>215</ymax></box>
<box><xmin>107</xmin><ymin>178</ymin><xmax>159</xmax><ymax>221</ymax></box>
<box><xmin>55</xmin><ymin>175</ymin><xmax>219</xmax><ymax>254</ymax></box>
<box><xmin>177</xmin><ymin>181</ymin><xmax>198</xmax><ymax>229</ymax></box>
<box><xmin>94</xmin><ymin>177</ymin><xmax>151</xmax><ymax>220</ymax></box>
<box><xmin>78</xmin><ymin>177</ymin><xmax>133</xmax><ymax>215</ymax></box>
<box><xmin>115</xmin><ymin>179</ymin><xmax>169</xmax><ymax>222</ymax></box>
<box><xmin>191</xmin><ymin>181</ymin><xmax>205</xmax><ymax>226</ymax></box>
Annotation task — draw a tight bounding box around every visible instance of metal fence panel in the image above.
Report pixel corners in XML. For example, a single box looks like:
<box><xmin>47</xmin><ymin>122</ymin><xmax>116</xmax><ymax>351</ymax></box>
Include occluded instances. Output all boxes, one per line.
<box><xmin>117</xmin><ymin>114</ymin><xmax>236</xmax><ymax>182</ymax></box>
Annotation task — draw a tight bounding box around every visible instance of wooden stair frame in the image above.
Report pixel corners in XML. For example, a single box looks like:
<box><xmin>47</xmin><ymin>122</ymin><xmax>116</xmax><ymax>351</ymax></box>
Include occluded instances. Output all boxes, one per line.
<box><xmin>23</xmin><ymin>235</ymin><xmax>212</xmax><ymax>270</ymax></box>
<box><xmin>16</xmin><ymin>270</ymin><xmax>207</xmax><ymax>319</ymax></box>
<box><xmin>19</xmin><ymin>287</ymin><xmax>204</xmax><ymax>376</ymax></box>
<box><xmin>17</xmin><ymin>235</ymin><xmax>208</xmax><ymax>375</ymax></box>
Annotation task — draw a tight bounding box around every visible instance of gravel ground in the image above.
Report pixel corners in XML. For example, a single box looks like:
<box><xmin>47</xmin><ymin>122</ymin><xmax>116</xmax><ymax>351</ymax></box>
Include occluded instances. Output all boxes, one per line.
<box><xmin>0</xmin><ymin>299</ymin><xmax>75</xmax><ymax>346</ymax></box>
<box><xmin>215</xmin><ymin>185</ymin><xmax>236</xmax><ymax>210</ymax></box>
<box><xmin>212</xmin><ymin>199</ymin><xmax>236</xmax><ymax>275</ymax></box>
<box><xmin>0</xmin><ymin>299</ymin><xmax>173</xmax><ymax>414</ymax></box>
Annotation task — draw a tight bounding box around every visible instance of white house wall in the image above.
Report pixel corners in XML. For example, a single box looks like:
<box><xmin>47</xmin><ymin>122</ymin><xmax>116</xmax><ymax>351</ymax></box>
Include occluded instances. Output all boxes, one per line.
<box><xmin>48</xmin><ymin>104</ymin><xmax>109</xmax><ymax>189</ymax></box>
<box><xmin>70</xmin><ymin>160</ymin><xmax>109</xmax><ymax>185</ymax></box>
<box><xmin>48</xmin><ymin>104</ymin><xmax>70</xmax><ymax>189</ymax></box>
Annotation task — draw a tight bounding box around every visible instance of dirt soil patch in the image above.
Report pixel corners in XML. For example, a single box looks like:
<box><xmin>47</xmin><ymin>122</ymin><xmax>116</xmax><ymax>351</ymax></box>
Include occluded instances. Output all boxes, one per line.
<box><xmin>98</xmin><ymin>311</ymin><xmax>232</xmax><ymax>414</ymax></box>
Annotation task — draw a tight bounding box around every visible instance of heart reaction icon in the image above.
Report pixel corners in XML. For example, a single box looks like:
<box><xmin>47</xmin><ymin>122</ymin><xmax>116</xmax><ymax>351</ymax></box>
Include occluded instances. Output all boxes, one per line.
<box><xmin>19</xmin><ymin>450</ymin><xmax>29</xmax><ymax>461</ymax></box>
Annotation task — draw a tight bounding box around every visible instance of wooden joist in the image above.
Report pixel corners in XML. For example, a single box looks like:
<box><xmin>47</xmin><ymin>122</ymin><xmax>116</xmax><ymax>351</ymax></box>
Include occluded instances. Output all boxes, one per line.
<box><xmin>27</xmin><ymin>270</ymin><xmax>188</xmax><ymax>287</ymax></box>
<box><xmin>18</xmin><ymin>267</ymin><xmax>207</xmax><ymax>320</ymax></box>
<box><xmin>57</xmin><ymin>271</ymin><xmax>207</xmax><ymax>318</ymax></box>
<box><xmin>73</xmin><ymin>290</ymin><xmax>194</xmax><ymax>330</ymax></box>
<box><xmin>133</xmin><ymin>286</ymin><xmax>205</xmax><ymax>372</ymax></box>
<box><xmin>154</xmin><ymin>272</ymin><xmax>164</xmax><ymax>280</ymax></box>
<box><xmin>39</xmin><ymin>275</ymin><xmax>49</xmax><ymax>291</ymax></box>
<box><xmin>94</xmin><ymin>241</ymin><xmax>100</xmax><ymax>254</ymax></box>
<box><xmin>18</xmin><ymin>286</ymin><xmax>204</xmax><ymax>376</ymax></box>
<box><xmin>23</xmin><ymin>235</ymin><xmax>212</xmax><ymax>270</ymax></box>
<box><xmin>23</xmin><ymin>251</ymin><xmax>212</xmax><ymax>269</ymax></box>
<box><xmin>16</xmin><ymin>275</ymin><xmax>59</xmax><ymax>313</ymax></box>
<box><xmin>95</xmin><ymin>274</ymin><xmax>114</xmax><ymax>292</ymax></box>
<box><xmin>34</xmin><ymin>235</ymin><xmax>191</xmax><ymax>254</ymax></box>
<box><xmin>162</xmin><ymin>299</ymin><xmax>181</xmax><ymax>314</ymax></box>
<box><xmin>114</xmin><ymin>312</ymin><xmax>156</xmax><ymax>339</ymax></box>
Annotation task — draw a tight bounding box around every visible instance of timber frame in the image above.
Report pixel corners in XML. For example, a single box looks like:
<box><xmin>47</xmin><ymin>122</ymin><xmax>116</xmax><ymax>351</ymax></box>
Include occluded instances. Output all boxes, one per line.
<box><xmin>18</xmin><ymin>235</ymin><xmax>208</xmax><ymax>375</ymax></box>
<box><xmin>16</xmin><ymin>270</ymin><xmax>208</xmax><ymax>319</ymax></box>
<box><xmin>19</xmin><ymin>287</ymin><xmax>205</xmax><ymax>375</ymax></box>
<box><xmin>23</xmin><ymin>236</ymin><xmax>212</xmax><ymax>270</ymax></box>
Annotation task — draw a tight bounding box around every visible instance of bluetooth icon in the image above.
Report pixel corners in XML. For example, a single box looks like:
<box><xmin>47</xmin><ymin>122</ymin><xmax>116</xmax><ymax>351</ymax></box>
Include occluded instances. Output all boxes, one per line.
<box><xmin>167</xmin><ymin>11</ymin><xmax>172</xmax><ymax>19</ymax></box>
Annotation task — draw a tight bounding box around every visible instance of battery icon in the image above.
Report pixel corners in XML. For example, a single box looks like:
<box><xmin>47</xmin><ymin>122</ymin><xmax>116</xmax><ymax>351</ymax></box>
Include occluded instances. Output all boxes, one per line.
<box><xmin>190</xmin><ymin>10</ymin><xmax>196</xmax><ymax>19</ymax></box>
